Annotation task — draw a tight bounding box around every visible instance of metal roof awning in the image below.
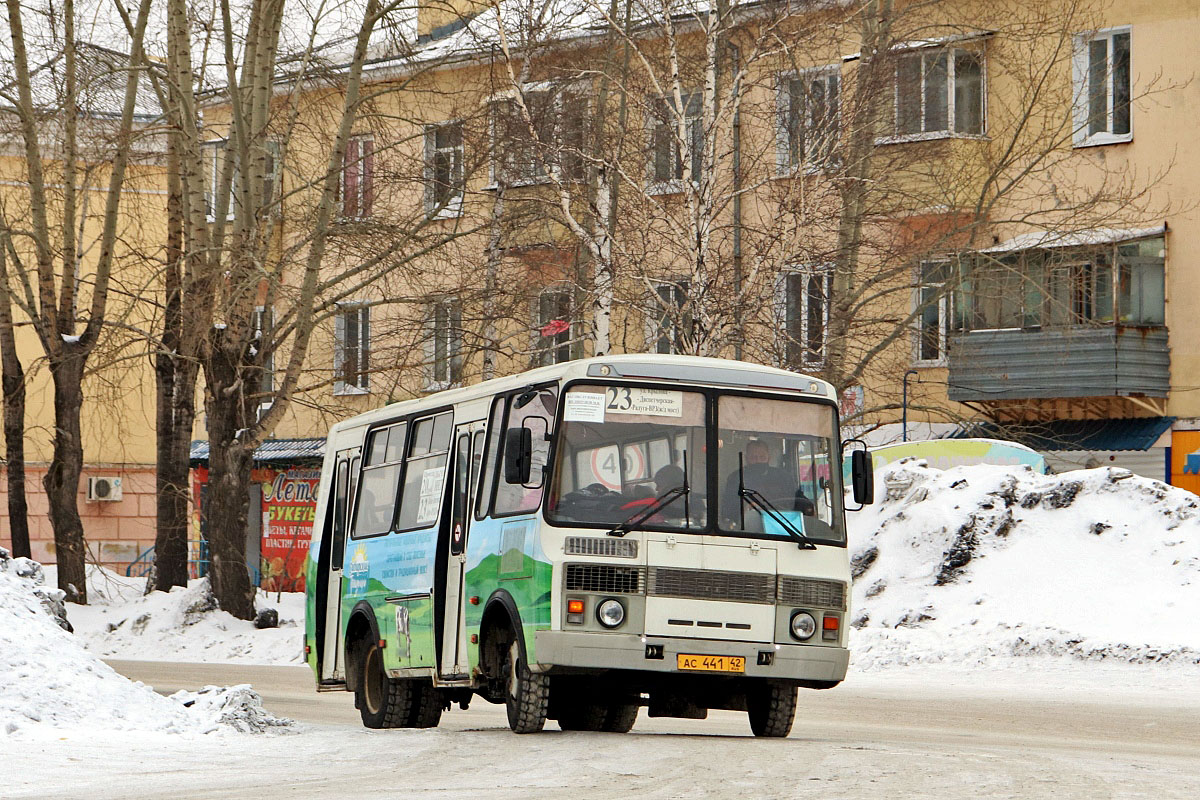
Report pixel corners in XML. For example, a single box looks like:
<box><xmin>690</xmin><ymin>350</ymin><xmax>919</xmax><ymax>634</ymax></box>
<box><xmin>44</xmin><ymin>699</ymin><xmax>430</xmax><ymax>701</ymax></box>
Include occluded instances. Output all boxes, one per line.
<box><xmin>980</xmin><ymin>226</ymin><xmax>1166</xmax><ymax>254</ymax></box>
<box><xmin>953</xmin><ymin>417</ymin><xmax>1175</xmax><ymax>452</ymax></box>
<box><xmin>190</xmin><ymin>438</ymin><xmax>326</xmax><ymax>467</ymax></box>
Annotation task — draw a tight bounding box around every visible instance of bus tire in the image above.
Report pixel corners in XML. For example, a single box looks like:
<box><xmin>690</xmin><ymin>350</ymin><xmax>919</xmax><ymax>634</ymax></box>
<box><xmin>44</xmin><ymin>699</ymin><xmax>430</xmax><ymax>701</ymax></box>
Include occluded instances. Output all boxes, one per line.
<box><xmin>747</xmin><ymin>682</ymin><xmax>797</xmax><ymax>738</ymax></box>
<box><xmin>557</xmin><ymin>697</ymin><xmax>607</xmax><ymax>731</ymax></box>
<box><xmin>503</xmin><ymin>640</ymin><xmax>548</xmax><ymax>733</ymax></box>
<box><xmin>357</xmin><ymin>639</ymin><xmax>415</xmax><ymax>729</ymax></box>
<box><xmin>602</xmin><ymin>702</ymin><xmax>639</xmax><ymax>733</ymax></box>
<box><xmin>408</xmin><ymin>681</ymin><xmax>444</xmax><ymax>728</ymax></box>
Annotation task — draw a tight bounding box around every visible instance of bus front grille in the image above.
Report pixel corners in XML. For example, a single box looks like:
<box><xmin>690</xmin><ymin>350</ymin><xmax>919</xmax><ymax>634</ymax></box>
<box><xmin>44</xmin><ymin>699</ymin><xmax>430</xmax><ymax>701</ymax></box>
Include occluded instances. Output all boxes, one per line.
<box><xmin>565</xmin><ymin>563</ymin><xmax>644</xmax><ymax>594</ymax></box>
<box><xmin>777</xmin><ymin>577</ymin><xmax>846</xmax><ymax>610</ymax></box>
<box><xmin>647</xmin><ymin>567</ymin><xmax>776</xmax><ymax>604</ymax></box>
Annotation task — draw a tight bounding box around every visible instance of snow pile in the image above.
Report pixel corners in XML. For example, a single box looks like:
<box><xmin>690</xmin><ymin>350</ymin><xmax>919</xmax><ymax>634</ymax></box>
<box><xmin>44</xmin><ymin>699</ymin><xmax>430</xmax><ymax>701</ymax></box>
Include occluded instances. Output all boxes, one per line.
<box><xmin>0</xmin><ymin>550</ymin><xmax>292</xmax><ymax>736</ymax></box>
<box><xmin>848</xmin><ymin>462</ymin><xmax>1200</xmax><ymax>670</ymax></box>
<box><xmin>168</xmin><ymin>685</ymin><xmax>294</xmax><ymax>734</ymax></box>
<box><xmin>65</xmin><ymin>569</ymin><xmax>305</xmax><ymax>665</ymax></box>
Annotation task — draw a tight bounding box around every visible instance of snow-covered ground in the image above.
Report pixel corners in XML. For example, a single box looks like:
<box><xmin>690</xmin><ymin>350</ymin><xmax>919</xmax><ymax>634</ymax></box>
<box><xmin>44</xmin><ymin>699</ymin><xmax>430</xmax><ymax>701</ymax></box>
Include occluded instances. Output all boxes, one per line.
<box><xmin>848</xmin><ymin>461</ymin><xmax>1200</xmax><ymax>674</ymax></box>
<box><xmin>60</xmin><ymin>566</ymin><xmax>305</xmax><ymax>665</ymax></box>
<box><xmin>1</xmin><ymin>549</ymin><xmax>292</xmax><ymax>740</ymax></box>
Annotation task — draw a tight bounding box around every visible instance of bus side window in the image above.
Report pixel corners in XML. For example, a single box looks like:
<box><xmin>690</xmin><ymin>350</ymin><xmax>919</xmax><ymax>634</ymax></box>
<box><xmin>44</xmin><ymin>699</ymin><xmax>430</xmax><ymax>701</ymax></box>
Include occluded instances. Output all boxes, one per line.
<box><xmin>475</xmin><ymin>395</ymin><xmax>507</xmax><ymax>520</ymax></box>
<box><xmin>396</xmin><ymin>411</ymin><xmax>454</xmax><ymax>531</ymax></box>
<box><xmin>494</xmin><ymin>387</ymin><xmax>557</xmax><ymax>515</ymax></box>
<box><xmin>352</xmin><ymin>422</ymin><xmax>406</xmax><ymax>538</ymax></box>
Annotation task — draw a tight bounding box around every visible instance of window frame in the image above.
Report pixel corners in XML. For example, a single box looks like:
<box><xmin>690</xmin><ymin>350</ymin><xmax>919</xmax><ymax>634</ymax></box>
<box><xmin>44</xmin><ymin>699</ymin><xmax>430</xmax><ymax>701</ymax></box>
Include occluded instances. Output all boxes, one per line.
<box><xmin>779</xmin><ymin>266</ymin><xmax>834</xmax><ymax>370</ymax></box>
<box><xmin>424</xmin><ymin>120</ymin><xmax>464</xmax><ymax>218</ymax></box>
<box><xmin>649</xmin><ymin>279</ymin><xmax>692</xmax><ymax>355</ymax></box>
<box><xmin>340</xmin><ymin>134</ymin><xmax>375</xmax><ymax>220</ymax></box>
<box><xmin>1072</xmin><ymin>26</ymin><xmax>1133</xmax><ymax>148</ymax></box>
<box><xmin>424</xmin><ymin>295</ymin><xmax>463</xmax><ymax>391</ymax></box>
<box><xmin>776</xmin><ymin>66</ymin><xmax>841</xmax><ymax>175</ymax></box>
<box><xmin>912</xmin><ymin>260</ymin><xmax>957</xmax><ymax>366</ymax></box>
<box><xmin>534</xmin><ymin>285</ymin><xmax>575</xmax><ymax>367</ymax></box>
<box><xmin>879</xmin><ymin>45</ymin><xmax>987</xmax><ymax>144</ymax></box>
<box><xmin>335</xmin><ymin>303</ymin><xmax>371</xmax><ymax>395</ymax></box>
<box><xmin>647</xmin><ymin>90</ymin><xmax>704</xmax><ymax>194</ymax></box>
<box><xmin>488</xmin><ymin>89</ymin><xmax>589</xmax><ymax>188</ymax></box>
<box><xmin>202</xmin><ymin>138</ymin><xmax>235</xmax><ymax>221</ymax></box>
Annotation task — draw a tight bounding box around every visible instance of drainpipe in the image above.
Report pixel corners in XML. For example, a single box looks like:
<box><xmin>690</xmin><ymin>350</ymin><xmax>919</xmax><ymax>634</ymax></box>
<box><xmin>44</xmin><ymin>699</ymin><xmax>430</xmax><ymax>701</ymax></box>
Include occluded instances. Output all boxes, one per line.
<box><xmin>903</xmin><ymin>369</ymin><xmax>920</xmax><ymax>442</ymax></box>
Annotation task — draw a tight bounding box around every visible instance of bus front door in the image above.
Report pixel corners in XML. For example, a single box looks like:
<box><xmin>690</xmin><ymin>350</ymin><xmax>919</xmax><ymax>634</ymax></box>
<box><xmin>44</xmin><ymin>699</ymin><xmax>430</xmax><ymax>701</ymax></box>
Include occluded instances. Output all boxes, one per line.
<box><xmin>320</xmin><ymin>448</ymin><xmax>358</xmax><ymax>682</ymax></box>
<box><xmin>439</xmin><ymin>423</ymin><xmax>483</xmax><ymax>678</ymax></box>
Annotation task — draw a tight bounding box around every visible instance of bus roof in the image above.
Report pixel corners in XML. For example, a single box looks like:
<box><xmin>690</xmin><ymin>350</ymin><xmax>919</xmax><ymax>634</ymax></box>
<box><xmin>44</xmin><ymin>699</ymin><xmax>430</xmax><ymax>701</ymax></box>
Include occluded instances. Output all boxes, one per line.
<box><xmin>326</xmin><ymin>355</ymin><xmax>835</xmax><ymax>436</ymax></box>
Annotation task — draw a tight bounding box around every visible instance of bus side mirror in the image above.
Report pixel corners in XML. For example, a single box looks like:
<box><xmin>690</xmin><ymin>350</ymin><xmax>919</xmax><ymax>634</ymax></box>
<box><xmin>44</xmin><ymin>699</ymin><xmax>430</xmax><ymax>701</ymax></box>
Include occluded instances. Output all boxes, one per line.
<box><xmin>851</xmin><ymin>449</ymin><xmax>874</xmax><ymax>506</ymax></box>
<box><xmin>504</xmin><ymin>428</ymin><xmax>533</xmax><ymax>485</ymax></box>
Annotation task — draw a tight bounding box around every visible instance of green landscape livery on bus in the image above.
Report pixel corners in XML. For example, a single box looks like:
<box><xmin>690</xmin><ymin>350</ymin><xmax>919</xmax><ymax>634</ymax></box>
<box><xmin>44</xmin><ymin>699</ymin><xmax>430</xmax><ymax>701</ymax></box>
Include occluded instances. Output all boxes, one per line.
<box><xmin>304</xmin><ymin>355</ymin><xmax>874</xmax><ymax>736</ymax></box>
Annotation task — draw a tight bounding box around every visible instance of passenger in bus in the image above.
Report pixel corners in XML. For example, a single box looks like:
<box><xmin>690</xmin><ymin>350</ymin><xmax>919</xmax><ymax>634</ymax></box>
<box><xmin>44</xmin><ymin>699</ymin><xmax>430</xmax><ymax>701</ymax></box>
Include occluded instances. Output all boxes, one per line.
<box><xmin>619</xmin><ymin>464</ymin><xmax>687</xmax><ymax>522</ymax></box>
<box><xmin>722</xmin><ymin>440</ymin><xmax>815</xmax><ymax>528</ymax></box>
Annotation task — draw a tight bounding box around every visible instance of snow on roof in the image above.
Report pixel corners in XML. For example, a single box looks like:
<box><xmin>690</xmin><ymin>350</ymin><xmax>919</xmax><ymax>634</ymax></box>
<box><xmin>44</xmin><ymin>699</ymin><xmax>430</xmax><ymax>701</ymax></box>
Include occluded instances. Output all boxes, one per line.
<box><xmin>980</xmin><ymin>226</ymin><xmax>1167</xmax><ymax>254</ymax></box>
<box><xmin>849</xmin><ymin>461</ymin><xmax>1200</xmax><ymax>670</ymax></box>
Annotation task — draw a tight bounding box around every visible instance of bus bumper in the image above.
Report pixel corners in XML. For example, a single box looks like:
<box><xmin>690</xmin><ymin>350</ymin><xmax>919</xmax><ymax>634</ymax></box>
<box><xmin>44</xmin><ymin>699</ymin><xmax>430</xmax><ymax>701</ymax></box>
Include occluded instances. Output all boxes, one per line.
<box><xmin>532</xmin><ymin>630</ymin><xmax>848</xmax><ymax>684</ymax></box>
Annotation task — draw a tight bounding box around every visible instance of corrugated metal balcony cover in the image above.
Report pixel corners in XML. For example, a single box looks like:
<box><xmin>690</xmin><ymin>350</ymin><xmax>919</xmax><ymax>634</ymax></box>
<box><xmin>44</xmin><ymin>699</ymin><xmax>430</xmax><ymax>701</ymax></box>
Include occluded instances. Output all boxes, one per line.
<box><xmin>190</xmin><ymin>438</ymin><xmax>325</xmax><ymax>467</ymax></box>
<box><xmin>947</xmin><ymin>326</ymin><xmax>1168</xmax><ymax>402</ymax></box>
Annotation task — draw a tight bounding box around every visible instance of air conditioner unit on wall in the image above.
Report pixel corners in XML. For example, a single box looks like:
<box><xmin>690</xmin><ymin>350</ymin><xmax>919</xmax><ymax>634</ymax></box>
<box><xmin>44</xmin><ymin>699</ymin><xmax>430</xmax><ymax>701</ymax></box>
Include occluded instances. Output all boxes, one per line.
<box><xmin>87</xmin><ymin>476</ymin><xmax>123</xmax><ymax>502</ymax></box>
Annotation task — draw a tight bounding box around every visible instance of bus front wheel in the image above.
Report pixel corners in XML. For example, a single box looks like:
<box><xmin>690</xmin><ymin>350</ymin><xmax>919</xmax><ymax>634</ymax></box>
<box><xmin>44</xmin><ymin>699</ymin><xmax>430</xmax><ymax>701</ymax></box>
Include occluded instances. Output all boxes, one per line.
<box><xmin>503</xmin><ymin>640</ymin><xmax>549</xmax><ymax>734</ymax></box>
<box><xmin>747</xmin><ymin>681</ymin><xmax>797</xmax><ymax>738</ymax></box>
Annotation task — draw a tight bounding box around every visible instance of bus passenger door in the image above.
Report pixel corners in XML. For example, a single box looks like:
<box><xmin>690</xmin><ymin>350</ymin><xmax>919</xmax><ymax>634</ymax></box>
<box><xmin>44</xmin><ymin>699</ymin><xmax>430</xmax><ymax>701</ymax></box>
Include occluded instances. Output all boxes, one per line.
<box><xmin>440</xmin><ymin>423</ymin><xmax>483</xmax><ymax>678</ymax></box>
<box><xmin>321</xmin><ymin>449</ymin><xmax>358</xmax><ymax>682</ymax></box>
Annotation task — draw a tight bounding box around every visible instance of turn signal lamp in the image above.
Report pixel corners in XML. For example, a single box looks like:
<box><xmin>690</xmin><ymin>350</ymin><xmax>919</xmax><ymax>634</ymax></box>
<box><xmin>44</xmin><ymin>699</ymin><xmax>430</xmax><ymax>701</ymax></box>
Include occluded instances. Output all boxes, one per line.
<box><xmin>822</xmin><ymin>615</ymin><xmax>840</xmax><ymax>641</ymax></box>
<box><xmin>567</xmin><ymin>600</ymin><xmax>585</xmax><ymax>614</ymax></box>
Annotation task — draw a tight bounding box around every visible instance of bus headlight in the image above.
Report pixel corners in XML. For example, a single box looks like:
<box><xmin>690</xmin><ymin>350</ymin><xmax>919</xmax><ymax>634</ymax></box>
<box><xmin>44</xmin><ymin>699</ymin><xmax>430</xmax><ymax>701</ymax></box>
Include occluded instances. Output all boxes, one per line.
<box><xmin>597</xmin><ymin>598</ymin><xmax>625</xmax><ymax>628</ymax></box>
<box><xmin>790</xmin><ymin>611</ymin><xmax>817</xmax><ymax>641</ymax></box>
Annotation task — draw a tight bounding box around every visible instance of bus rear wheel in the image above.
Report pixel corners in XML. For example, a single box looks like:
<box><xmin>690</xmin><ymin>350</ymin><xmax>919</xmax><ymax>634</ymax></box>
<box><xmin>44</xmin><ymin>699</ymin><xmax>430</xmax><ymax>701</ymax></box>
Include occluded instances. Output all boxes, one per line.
<box><xmin>356</xmin><ymin>639</ymin><xmax>416</xmax><ymax>729</ymax></box>
<box><xmin>747</xmin><ymin>682</ymin><xmax>797</xmax><ymax>738</ymax></box>
<box><xmin>503</xmin><ymin>640</ymin><xmax>549</xmax><ymax>734</ymax></box>
<box><xmin>602</xmin><ymin>702</ymin><xmax>639</xmax><ymax>733</ymax></box>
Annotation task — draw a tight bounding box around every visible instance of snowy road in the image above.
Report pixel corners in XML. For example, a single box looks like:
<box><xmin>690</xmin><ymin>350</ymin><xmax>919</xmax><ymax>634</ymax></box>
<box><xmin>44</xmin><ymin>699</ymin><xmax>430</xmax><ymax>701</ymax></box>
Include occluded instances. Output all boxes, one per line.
<box><xmin>5</xmin><ymin>659</ymin><xmax>1195</xmax><ymax>799</ymax></box>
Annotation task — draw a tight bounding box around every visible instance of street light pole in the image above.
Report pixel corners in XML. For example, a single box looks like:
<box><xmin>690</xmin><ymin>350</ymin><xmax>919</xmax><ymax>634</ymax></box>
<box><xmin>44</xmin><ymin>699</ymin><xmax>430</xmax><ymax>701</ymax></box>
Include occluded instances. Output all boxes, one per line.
<box><xmin>902</xmin><ymin>369</ymin><xmax>920</xmax><ymax>442</ymax></box>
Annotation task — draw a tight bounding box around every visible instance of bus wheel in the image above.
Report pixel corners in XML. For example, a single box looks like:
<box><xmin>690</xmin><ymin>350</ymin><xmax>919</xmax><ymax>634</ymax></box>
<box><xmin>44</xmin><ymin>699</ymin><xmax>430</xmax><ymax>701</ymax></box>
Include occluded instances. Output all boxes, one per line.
<box><xmin>602</xmin><ymin>702</ymin><xmax>639</xmax><ymax>733</ymax></box>
<box><xmin>356</xmin><ymin>639</ymin><xmax>415</xmax><ymax>729</ymax></box>
<box><xmin>503</xmin><ymin>640</ymin><xmax>548</xmax><ymax>733</ymax></box>
<box><xmin>408</xmin><ymin>681</ymin><xmax>444</xmax><ymax>728</ymax></box>
<box><xmin>557</xmin><ymin>697</ymin><xmax>606</xmax><ymax>731</ymax></box>
<box><xmin>747</xmin><ymin>682</ymin><xmax>797</xmax><ymax>738</ymax></box>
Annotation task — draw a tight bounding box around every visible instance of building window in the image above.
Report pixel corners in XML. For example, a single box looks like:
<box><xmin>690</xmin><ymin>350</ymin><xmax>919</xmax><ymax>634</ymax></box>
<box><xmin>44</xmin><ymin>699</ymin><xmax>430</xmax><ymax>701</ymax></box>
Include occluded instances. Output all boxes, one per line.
<box><xmin>962</xmin><ymin>239</ymin><xmax>1163</xmax><ymax>331</ymax></box>
<box><xmin>1073</xmin><ymin>28</ymin><xmax>1131</xmax><ymax>146</ymax></box>
<box><xmin>425</xmin><ymin>122</ymin><xmax>463</xmax><ymax>216</ymax></box>
<box><xmin>782</xmin><ymin>268</ymin><xmax>833</xmax><ymax>368</ymax></box>
<box><xmin>914</xmin><ymin>261</ymin><xmax>957</xmax><ymax>364</ymax></box>
<box><xmin>778</xmin><ymin>68</ymin><xmax>840</xmax><ymax>172</ymax></box>
<box><xmin>491</xmin><ymin>92</ymin><xmax>587</xmax><ymax>185</ymax></box>
<box><xmin>651</xmin><ymin>92</ymin><xmax>703</xmax><ymax>186</ymax></box>
<box><xmin>341</xmin><ymin>135</ymin><xmax>374</xmax><ymax>219</ymax></box>
<box><xmin>535</xmin><ymin>287</ymin><xmax>573</xmax><ymax>366</ymax></box>
<box><xmin>891</xmin><ymin>47</ymin><xmax>984</xmax><ymax>139</ymax></box>
<box><xmin>202</xmin><ymin>139</ymin><xmax>234</xmax><ymax>220</ymax></box>
<box><xmin>335</xmin><ymin>304</ymin><xmax>370</xmax><ymax>393</ymax></box>
<box><xmin>426</xmin><ymin>297</ymin><xmax>462</xmax><ymax>389</ymax></box>
<box><xmin>652</xmin><ymin>280</ymin><xmax>692</xmax><ymax>355</ymax></box>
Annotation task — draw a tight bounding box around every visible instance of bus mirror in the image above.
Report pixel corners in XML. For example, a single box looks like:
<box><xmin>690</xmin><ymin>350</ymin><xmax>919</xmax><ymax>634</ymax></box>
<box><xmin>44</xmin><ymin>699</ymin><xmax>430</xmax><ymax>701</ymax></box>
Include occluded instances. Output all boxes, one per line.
<box><xmin>504</xmin><ymin>428</ymin><xmax>533</xmax><ymax>485</ymax></box>
<box><xmin>851</xmin><ymin>449</ymin><xmax>874</xmax><ymax>506</ymax></box>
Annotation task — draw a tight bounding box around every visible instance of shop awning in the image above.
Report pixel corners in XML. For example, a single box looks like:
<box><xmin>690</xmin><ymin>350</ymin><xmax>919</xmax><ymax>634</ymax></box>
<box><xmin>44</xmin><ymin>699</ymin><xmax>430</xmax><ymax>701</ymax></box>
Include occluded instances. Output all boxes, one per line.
<box><xmin>953</xmin><ymin>417</ymin><xmax>1175</xmax><ymax>452</ymax></box>
<box><xmin>190</xmin><ymin>438</ymin><xmax>325</xmax><ymax>467</ymax></box>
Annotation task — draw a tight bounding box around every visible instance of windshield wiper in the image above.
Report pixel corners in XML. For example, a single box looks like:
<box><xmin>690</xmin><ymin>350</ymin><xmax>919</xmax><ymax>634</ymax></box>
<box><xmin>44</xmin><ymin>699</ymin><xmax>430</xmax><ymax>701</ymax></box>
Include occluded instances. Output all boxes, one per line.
<box><xmin>738</xmin><ymin>453</ymin><xmax>816</xmax><ymax>551</ymax></box>
<box><xmin>607</xmin><ymin>484</ymin><xmax>689</xmax><ymax>537</ymax></box>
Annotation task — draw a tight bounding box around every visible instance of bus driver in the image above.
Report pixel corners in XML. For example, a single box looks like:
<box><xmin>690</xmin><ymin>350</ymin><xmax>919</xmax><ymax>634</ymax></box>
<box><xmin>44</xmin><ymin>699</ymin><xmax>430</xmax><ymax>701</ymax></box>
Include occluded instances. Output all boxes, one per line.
<box><xmin>722</xmin><ymin>439</ymin><xmax>815</xmax><ymax>529</ymax></box>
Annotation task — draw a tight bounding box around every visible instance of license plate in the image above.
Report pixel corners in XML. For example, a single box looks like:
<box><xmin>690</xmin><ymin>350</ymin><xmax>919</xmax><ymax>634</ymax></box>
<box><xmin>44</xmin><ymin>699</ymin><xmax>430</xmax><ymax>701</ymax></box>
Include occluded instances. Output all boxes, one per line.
<box><xmin>676</xmin><ymin>654</ymin><xmax>746</xmax><ymax>673</ymax></box>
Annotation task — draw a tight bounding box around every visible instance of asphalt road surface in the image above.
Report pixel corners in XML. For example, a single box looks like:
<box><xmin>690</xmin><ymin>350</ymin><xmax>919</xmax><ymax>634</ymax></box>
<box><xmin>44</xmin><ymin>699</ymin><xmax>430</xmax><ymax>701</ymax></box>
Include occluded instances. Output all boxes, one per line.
<box><xmin>75</xmin><ymin>659</ymin><xmax>1200</xmax><ymax>799</ymax></box>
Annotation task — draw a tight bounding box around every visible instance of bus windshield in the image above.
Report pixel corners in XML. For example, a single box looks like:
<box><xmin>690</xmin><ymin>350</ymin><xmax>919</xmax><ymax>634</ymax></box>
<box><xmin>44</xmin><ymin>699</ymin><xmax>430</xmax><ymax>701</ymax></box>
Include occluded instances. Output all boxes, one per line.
<box><xmin>716</xmin><ymin>394</ymin><xmax>843</xmax><ymax>544</ymax></box>
<box><xmin>546</xmin><ymin>384</ymin><xmax>844</xmax><ymax>543</ymax></box>
<box><xmin>547</xmin><ymin>385</ymin><xmax>707</xmax><ymax>531</ymax></box>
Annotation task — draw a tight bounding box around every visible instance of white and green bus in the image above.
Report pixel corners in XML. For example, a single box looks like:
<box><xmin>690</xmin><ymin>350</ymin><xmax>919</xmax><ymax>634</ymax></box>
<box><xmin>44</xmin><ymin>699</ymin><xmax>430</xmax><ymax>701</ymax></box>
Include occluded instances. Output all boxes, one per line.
<box><xmin>305</xmin><ymin>354</ymin><xmax>873</xmax><ymax>736</ymax></box>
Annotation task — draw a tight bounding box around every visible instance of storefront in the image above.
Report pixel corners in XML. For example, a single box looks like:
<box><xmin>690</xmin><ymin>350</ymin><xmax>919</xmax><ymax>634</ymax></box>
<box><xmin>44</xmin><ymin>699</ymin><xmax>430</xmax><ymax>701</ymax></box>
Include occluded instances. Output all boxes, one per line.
<box><xmin>190</xmin><ymin>438</ymin><xmax>325</xmax><ymax>592</ymax></box>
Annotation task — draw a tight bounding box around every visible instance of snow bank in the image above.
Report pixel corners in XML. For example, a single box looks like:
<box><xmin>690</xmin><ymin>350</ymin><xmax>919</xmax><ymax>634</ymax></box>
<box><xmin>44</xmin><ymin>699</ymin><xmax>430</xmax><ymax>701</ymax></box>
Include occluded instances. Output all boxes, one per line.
<box><xmin>0</xmin><ymin>550</ymin><xmax>292</xmax><ymax>737</ymax></box>
<box><xmin>64</xmin><ymin>569</ymin><xmax>305</xmax><ymax>666</ymax></box>
<box><xmin>848</xmin><ymin>461</ymin><xmax>1200</xmax><ymax>670</ymax></box>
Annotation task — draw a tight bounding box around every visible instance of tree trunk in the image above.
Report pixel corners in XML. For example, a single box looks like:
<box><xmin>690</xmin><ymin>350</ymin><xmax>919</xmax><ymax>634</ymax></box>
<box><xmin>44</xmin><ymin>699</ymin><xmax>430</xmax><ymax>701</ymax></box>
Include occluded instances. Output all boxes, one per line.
<box><xmin>203</xmin><ymin>340</ymin><xmax>256</xmax><ymax>620</ymax></box>
<box><xmin>0</xmin><ymin>237</ymin><xmax>30</xmax><ymax>559</ymax></box>
<box><xmin>43</xmin><ymin>353</ymin><xmax>88</xmax><ymax>603</ymax></box>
